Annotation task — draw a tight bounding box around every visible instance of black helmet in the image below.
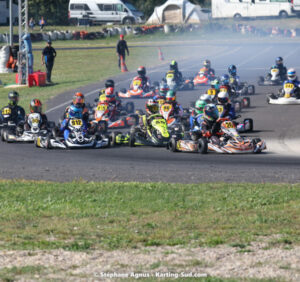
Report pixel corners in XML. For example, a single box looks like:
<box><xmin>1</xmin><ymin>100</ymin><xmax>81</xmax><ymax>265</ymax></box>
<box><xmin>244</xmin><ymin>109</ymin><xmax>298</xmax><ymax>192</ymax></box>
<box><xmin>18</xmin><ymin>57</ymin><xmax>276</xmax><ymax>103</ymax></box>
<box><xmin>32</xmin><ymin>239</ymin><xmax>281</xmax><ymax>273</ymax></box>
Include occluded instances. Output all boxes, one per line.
<box><xmin>228</xmin><ymin>65</ymin><xmax>237</xmax><ymax>76</ymax></box>
<box><xmin>8</xmin><ymin>91</ymin><xmax>19</xmax><ymax>106</ymax></box>
<box><xmin>276</xmin><ymin>57</ymin><xmax>283</xmax><ymax>65</ymax></box>
<box><xmin>105</xmin><ymin>79</ymin><xmax>115</xmax><ymax>88</ymax></box>
<box><xmin>137</xmin><ymin>66</ymin><xmax>146</xmax><ymax>76</ymax></box>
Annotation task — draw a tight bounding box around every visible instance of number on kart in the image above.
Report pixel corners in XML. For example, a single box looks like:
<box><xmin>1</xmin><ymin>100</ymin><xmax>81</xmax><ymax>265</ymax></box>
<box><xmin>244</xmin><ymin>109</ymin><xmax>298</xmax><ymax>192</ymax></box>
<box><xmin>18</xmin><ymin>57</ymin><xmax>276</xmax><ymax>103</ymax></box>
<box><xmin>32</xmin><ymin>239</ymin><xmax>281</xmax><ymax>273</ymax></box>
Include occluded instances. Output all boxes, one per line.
<box><xmin>271</xmin><ymin>68</ymin><xmax>279</xmax><ymax>73</ymax></box>
<box><xmin>97</xmin><ymin>105</ymin><xmax>108</xmax><ymax>111</ymax></box>
<box><xmin>284</xmin><ymin>83</ymin><xmax>294</xmax><ymax>89</ymax></box>
<box><xmin>223</xmin><ymin>121</ymin><xmax>234</xmax><ymax>129</ymax></box>
<box><xmin>133</xmin><ymin>80</ymin><xmax>141</xmax><ymax>86</ymax></box>
<box><xmin>157</xmin><ymin>99</ymin><xmax>165</xmax><ymax>105</ymax></box>
<box><xmin>207</xmin><ymin>89</ymin><xmax>216</xmax><ymax>96</ymax></box>
<box><xmin>71</xmin><ymin>119</ymin><xmax>83</xmax><ymax>126</ymax></box>
<box><xmin>31</xmin><ymin>118</ymin><xmax>40</xmax><ymax>124</ymax></box>
<box><xmin>217</xmin><ymin>105</ymin><xmax>224</xmax><ymax>113</ymax></box>
<box><xmin>166</xmin><ymin>73</ymin><xmax>174</xmax><ymax>79</ymax></box>
<box><xmin>220</xmin><ymin>88</ymin><xmax>228</xmax><ymax>93</ymax></box>
<box><xmin>2</xmin><ymin>108</ymin><xmax>11</xmax><ymax>115</ymax></box>
<box><xmin>162</xmin><ymin>105</ymin><xmax>171</xmax><ymax>112</ymax></box>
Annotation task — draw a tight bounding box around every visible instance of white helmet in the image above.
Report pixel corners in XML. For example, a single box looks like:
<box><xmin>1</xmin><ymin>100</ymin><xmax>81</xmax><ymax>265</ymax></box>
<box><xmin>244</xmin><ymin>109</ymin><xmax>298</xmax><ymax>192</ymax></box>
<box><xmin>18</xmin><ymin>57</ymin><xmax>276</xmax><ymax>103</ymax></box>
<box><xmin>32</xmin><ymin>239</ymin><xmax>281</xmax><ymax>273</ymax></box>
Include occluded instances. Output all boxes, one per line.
<box><xmin>199</xmin><ymin>93</ymin><xmax>212</xmax><ymax>103</ymax></box>
<box><xmin>287</xmin><ymin>68</ymin><xmax>296</xmax><ymax>81</ymax></box>
<box><xmin>217</xmin><ymin>91</ymin><xmax>229</xmax><ymax>104</ymax></box>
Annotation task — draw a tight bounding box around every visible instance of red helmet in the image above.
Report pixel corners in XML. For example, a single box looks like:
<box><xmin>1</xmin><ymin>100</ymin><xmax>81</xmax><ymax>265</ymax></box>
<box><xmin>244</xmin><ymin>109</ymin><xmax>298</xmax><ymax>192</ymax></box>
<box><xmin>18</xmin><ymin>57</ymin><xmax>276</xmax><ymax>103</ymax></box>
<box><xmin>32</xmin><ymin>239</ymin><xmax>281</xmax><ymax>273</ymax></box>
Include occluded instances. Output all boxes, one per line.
<box><xmin>73</xmin><ymin>92</ymin><xmax>85</xmax><ymax>108</ymax></box>
<box><xmin>137</xmin><ymin>66</ymin><xmax>146</xmax><ymax>76</ymax></box>
<box><xmin>30</xmin><ymin>99</ymin><xmax>42</xmax><ymax>113</ymax></box>
<box><xmin>120</xmin><ymin>34</ymin><xmax>124</xmax><ymax>40</ymax></box>
<box><xmin>105</xmin><ymin>87</ymin><xmax>115</xmax><ymax>102</ymax></box>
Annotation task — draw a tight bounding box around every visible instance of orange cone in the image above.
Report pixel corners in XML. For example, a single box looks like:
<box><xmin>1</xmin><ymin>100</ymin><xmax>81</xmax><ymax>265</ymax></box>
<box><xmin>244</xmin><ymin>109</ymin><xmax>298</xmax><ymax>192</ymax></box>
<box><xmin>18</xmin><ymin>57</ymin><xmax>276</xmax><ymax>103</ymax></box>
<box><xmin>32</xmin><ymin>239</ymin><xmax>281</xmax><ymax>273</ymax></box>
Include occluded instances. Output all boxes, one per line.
<box><xmin>120</xmin><ymin>55</ymin><xmax>128</xmax><ymax>72</ymax></box>
<box><xmin>158</xmin><ymin>47</ymin><xmax>164</xmax><ymax>61</ymax></box>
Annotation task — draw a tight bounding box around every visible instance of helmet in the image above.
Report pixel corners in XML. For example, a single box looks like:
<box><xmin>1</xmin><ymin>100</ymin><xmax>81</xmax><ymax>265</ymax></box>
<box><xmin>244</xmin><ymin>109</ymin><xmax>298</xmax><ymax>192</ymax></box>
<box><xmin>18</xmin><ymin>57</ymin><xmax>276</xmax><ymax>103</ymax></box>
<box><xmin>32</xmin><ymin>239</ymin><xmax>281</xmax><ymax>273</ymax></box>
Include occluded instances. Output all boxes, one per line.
<box><xmin>275</xmin><ymin>56</ymin><xmax>283</xmax><ymax>65</ymax></box>
<box><xmin>68</xmin><ymin>105</ymin><xmax>83</xmax><ymax>119</ymax></box>
<box><xmin>159</xmin><ymin>82</ymin><xmax>169</xmax><ymax>96</ymax></box>
<box><xmin>145</xmin><ymin>99</ymin><xmax>158</xmax><ymax>115</ymax></box>
<box><xmin>203</xmin><ymin>59</ymin><xmax>211</xmax><ymax>68</ymax></box>
<box><xmin>105</xmin><ymin>79</ymin><xmax>115</xmax><ymax>88</ymax></box>
<box><xmin>30</xmin><ymin>99</ymin><xmax>42</xmax><ymax>113</ymax></box>
<box><xmin>228</xmin><ymin>65</ymin><xmax>237</xmax><ymax>76</ymax></box>
<box><xmin>8</xmin><ymin>91</ymin><xmax>19</xmax><ymax>106</ymax></box>
<box><xmin>211</xmin><ymin>77</ymin><xmax>220</xmax><ymax>90</ymax></box>
<box><xmin>199</xmin><ymin>94</ymin><xmax>212</xmax><ymax>104</ymax></box>
<box><xmin>217</xmin><ymin>91</ymin><xmax>229</xmax><ymax>105</ymax></box>
<box><xmin>73</xmin><ymin>92</ymin><xmax>85</xmax><ymax>108</ymax></box>
<box><xmin>120</xmin><ymin>34</ymin><xmax>124</xmax><ymax>40</ymax></box>
<box><xmin>203</xmin><ymin>104</ymin><xmax>219</xmax><ymax>122</ymax></box>
<box><xmin>170</xmin><ymin>60</ymin><xmax>178</xmax><ymax>71</ymax></box>
<box><xmin>221</xmin><ymin>74</ymin><xmax>230</xmax><ymax>85</ymax></box>
<box><xmin>195</xmin><ymin>100</ymin><xmax>207</xmax><ymax>115</ymax></box>
<box><xmin>166</xmin><ymin>90</ymin><xmax>176</xmax><ymax>102</ymax></box>
<box><xmin>137</xmin><ymin>66</ymin><xmax>146</xmax><ymax>76</ymax></box>
<box><xmin>105</xmin><ymin>87</ymin><xmax>115</xmax><ymax>102</ymax></box>
<box><xmin>287</xmin><ymin>68</ymin><xmax>296</xmax><ymax>81</ymax></box>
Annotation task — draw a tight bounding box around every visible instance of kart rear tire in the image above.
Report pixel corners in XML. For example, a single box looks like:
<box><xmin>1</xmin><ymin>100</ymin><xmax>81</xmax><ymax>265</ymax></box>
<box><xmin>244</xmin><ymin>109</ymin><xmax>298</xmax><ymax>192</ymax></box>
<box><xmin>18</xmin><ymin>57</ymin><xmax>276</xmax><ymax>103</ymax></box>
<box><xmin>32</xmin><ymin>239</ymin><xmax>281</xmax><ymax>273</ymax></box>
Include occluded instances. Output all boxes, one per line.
<box><xmin>170</xmin><ymin>138</ymin><xmax>178</xmax><ymax>152</ymax></box>
<box><xmin>248</xmin><ymin>85</ymin><xmax>255</xmax><ymax>95</ymax></box>
<box><xmin>125</xmin><ymin>102</ymin><xmax>134</xmax><ymax>114</ymax></box>
<box><xmin>242</xmin><ymin>97</ymin><xmax>251</xmax><ymax>108</ymax></box>
<box><xmin>258</xmin><ymin>76</ymin><xmax>264</xmax><ymax>86</ymax></box>
<box><xmin>198</xmin><ymin>138</ymin><xmax>208</xmax><ymax>154</ymax></box>
<box><xmin>234</xmin><ymin>101</ymin><xmax>242</xmax><ymax>113</ymax></box>
<box><xmin>120</xmin><ymin>88</ymin><xmax>127</xmax><ymax>94</ymax></box>
<box><xmin>111</xmin><ymin>131</ymin><xmax>122</xmax><ymax>147</ymax></box>
<box><xmin>1</xmin><ymin>129</ymin><xmax>7</xmax><ymax>142</ymax></box>
<box><xmin>244</xmin><ymin>118</ymin><xmax>253</xmax><ymax>132</ymax></box>
<box><xmin>189</xmin><ymin>82</ymin><xmax>194</xmax><ymax>90</ymax></box>
<box><xmin>129</xmin><ymin>133</ymin><xmax>135</xmax><ymax>147</ymax></box>
<box><xmin>97</xmin><ymin>120</ymin><xmax>108</xmax><ymax>134</ymax></box>
<box><xmin>127</xmin><ymin>114</ymin><xmax>139</xmax><ymax>127</ymax></box>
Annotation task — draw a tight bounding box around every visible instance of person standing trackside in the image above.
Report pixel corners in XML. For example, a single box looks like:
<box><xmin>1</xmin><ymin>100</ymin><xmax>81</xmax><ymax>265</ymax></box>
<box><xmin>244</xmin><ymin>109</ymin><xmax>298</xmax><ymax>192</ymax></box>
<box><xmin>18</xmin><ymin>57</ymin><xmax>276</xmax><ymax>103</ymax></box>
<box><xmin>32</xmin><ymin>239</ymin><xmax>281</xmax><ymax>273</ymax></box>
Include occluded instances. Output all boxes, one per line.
<box><xmin>116</xmin><ymin>34</ymin><xmax>129</xmax><ymax>68</ymax></box>
<box><xmin>42</xmin><ymin>40</ymin><xmax>56</xmax><ymax>84</ymax></box>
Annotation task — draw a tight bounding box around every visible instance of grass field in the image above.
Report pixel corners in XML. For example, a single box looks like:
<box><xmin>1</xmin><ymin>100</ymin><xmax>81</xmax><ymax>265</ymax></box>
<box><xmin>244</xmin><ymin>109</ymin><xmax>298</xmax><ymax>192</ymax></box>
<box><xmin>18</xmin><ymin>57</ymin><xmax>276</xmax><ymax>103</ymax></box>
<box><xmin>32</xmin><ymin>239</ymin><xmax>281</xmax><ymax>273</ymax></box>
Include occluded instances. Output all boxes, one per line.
<box><xmin>0</xmin><ymin>180</ymin><xmax>299</xmax><ymax>251</ymax></box>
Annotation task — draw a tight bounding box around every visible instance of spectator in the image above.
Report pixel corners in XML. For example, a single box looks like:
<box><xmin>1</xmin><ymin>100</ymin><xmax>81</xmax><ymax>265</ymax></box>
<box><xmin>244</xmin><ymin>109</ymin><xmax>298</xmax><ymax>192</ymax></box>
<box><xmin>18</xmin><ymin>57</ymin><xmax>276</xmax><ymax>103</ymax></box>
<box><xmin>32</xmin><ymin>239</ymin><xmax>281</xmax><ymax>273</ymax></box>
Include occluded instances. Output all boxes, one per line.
<box><xmin>116</xmin><ymin>34</ymin><xmax>129</xmax><ymax>68</ymax></box>
<box><xmin>29</xmin><ymin>18</ymin><xmax>35</xmax><ymax>30</ymax></box>
<box><xmin>41</xmin><ymin>40</ymin><xmax>56</xmax><ymax>84</ymax></box>
<box><xmin>39</xmin><ymin>16</ymin><xmax>46</xmax><ymax>31</ymax></box>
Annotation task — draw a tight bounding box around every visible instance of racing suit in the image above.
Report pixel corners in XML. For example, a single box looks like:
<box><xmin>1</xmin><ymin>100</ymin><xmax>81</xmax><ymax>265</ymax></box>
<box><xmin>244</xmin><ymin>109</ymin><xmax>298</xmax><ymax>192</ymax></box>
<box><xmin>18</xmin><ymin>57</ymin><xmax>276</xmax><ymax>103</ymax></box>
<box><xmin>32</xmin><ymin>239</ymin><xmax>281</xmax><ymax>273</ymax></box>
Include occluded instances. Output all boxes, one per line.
<box><xmin>201</xmin><ymin>118</ymin><xmax>222</xmax><ymax>145</ymax></box>
<box><xmin>60</xmin><ymin>117</ymin><xmax>88</xmax><ymax>140</ymax></box>
<box><xmin>64</xmin><ymin>104</ymin><xmax>89</xmax><ymax>123</ymax></box>
<box><xmin>206</xmin><ymin>67</ymin><xmax>215</xmax><ymax>78</ymax></box>
<box><xmin>280</xmin><ymin>79</ymin><xmax>300</xmax><ymax>98</ymax></box>
<box><xmin>216</xmin><ymin>103</ymin><xmax>236</xmax><ymax>119</ymax></box>
<box><xmin>24</xmin><ymin>113</ymin><xmax>48</xmax><ymax>131</ymax></box>
<box><xmin>0</xmin><ymin>105</ymin><xmax>25</xmax><ymax>134</ymax></box>
<box><xmin>189</xmin><ymin>111</ymin><xmax>204</xmax><ymax>140</ymax></box>
<box><xmin>268</xmin><ymin>64</ymin><xmax>287</xmax><ymax>81</ymax></box>
<box><xmin>130</xmin><ymin>75</ymin><xmax>151</xmax><ymax>92</ymax></box>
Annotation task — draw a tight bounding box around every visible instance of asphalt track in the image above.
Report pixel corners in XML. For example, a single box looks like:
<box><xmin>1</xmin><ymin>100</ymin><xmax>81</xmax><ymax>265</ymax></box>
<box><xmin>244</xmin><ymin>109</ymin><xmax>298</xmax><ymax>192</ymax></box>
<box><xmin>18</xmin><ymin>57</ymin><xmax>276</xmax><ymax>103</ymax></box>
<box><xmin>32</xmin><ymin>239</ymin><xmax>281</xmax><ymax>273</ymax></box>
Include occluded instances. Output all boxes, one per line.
<box><xmin>1</xmin><ymin>40</ymin><xmax>300</xmax><ymax>183</ymax></box>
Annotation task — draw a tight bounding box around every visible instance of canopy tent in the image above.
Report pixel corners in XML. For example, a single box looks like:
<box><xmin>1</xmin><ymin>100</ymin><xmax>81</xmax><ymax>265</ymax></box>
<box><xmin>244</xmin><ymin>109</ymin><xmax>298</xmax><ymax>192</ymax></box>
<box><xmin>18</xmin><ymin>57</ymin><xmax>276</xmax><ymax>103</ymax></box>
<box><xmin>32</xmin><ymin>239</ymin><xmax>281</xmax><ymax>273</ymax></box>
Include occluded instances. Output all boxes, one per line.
<box><xmin>146</xmin><ymin>0</ymin><xmax>210</xmax><ymax>24</ymax></box>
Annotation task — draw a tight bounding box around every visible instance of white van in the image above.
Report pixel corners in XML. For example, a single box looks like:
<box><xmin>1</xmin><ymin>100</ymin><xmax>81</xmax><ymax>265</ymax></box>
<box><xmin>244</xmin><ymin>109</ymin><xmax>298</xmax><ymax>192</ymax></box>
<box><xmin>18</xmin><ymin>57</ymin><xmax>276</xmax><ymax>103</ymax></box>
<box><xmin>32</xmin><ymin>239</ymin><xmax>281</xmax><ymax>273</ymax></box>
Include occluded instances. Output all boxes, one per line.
<box><xmin>68</xmin><ymin>0</ymin><xmax>144</xmax><ymax>25</ymax></box>
<box><xmin>0</xmin><ymin>0</ymin><xmax>18</xmax><ymax>25</ymax></box>
<box><xmin>212</xmin><ymin>0</ymin><xmax>293</xmax><ymax>19</ymax></box>
<box><xmin>292</xmin><ymin>0</ymin><xmax>300</xmax><ymax>16</ymax></box>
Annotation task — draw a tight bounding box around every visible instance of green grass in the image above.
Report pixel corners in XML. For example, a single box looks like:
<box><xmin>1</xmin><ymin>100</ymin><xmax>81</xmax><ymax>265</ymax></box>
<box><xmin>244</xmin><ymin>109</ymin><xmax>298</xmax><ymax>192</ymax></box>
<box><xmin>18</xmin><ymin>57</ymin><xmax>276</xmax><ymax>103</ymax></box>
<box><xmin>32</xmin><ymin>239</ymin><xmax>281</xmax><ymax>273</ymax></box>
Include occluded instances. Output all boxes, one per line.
<box><xmin>0</xmin><ymin>180</ymin><xmax>299</xmax><ymax>251</ymax></box>
<box><xmin>0</xmin><ymin>265</ymin><xmax>46</xmax><ymax>281</ymax></box>
<box><xmin>0</xmin><ymin>44</ymin><xmax>188</xmax><ymax>111</ymax></box>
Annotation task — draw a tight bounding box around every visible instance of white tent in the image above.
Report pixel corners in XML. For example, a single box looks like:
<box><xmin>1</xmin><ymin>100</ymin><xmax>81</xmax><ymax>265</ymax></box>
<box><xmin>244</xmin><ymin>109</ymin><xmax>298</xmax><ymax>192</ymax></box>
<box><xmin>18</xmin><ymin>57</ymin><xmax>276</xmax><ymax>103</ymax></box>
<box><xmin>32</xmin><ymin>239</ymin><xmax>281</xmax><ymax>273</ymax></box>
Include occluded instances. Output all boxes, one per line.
<box><xmin>147</xmin><ymin>0</ymin><xmax>210</xmax><ymax>25</ymax></box>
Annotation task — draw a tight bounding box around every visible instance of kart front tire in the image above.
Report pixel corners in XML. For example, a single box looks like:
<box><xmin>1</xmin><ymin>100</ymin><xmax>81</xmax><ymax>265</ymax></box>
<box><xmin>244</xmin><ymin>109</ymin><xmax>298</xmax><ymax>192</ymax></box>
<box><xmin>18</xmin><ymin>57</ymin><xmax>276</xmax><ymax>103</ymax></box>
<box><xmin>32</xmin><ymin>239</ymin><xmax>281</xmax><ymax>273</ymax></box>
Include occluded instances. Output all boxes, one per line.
<box><xmin>125</xmin><ymin>102</ymin><xmax>134</xmax><ymax>114</ymax></box>
<box><xmin>242</xmin><ymin>97</ymin><xmax>251</xmax><ymax>108</ymax></box>
<box><xmin>129</xmin><ymin>133</ymin><xmax>136</xmax><ymax>147</ymax></box>
<box><xmin>198</xmin><ymin>138</ymin><xmax>208</xmax><ymax>154</ymax></box>
<box><xmin>0</xmin><ymin>129</ymin><xmax>5</xmax><ymax>142</ymax></box>
<box><xmin>244</xmin><ymin>118</ymin><xmax>253</xmax><ymax>132</ymax></box>
<box><xmin>170</xmin><ymin>138</ymin><xmax>178</xmax><ymax>152</ymax></box>
<box><xmin>248</xmin><ymin>85</ymin><xmax>255</xmax><ymax>95</ymax></box>
<box><xmin>111</xmin><ymin>131</ymin><xmax>121</xmax><ymax>147</ymax></box>
<box><xmin>234</xmin><ymin>101</ymin><xmax>242</xmax><ymax>113</ymax></box>
<box><xmin>97</xmin><ymin>120</ymin><xmax>108</xmax><ymax>134</ymax></box>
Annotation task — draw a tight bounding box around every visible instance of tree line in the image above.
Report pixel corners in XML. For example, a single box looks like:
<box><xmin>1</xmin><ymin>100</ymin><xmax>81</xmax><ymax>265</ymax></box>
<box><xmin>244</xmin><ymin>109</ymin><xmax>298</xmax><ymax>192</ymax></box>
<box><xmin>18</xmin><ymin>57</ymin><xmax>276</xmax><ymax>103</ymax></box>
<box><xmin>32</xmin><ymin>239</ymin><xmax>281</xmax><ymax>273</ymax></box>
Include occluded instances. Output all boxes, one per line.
<box><xmin>27</xmin><ymin>0</ymin><xmax>209</xmax><ymax>26</ymax></box>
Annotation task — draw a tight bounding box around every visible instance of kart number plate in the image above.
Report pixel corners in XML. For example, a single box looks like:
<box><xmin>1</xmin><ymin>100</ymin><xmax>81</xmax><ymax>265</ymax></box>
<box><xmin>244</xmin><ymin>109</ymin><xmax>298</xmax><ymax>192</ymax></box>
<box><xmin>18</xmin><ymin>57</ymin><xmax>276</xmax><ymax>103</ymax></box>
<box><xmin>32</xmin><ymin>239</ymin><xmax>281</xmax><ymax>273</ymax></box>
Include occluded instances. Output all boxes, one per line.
<box><xmin>97</xmin><ymin>104</ymin><xmax>108</xmax><ymax>111</ymax></box>
<box><xmin>217</xmin><ymin>105</ymin><xmax>224</xmax><ymax>113</ymax></box>
<box><xmin>207</xmin><ymin>89</ymin><xmax>216</xmax><ymax>96</ymax></box>
<box><xmin>133</xmin><ymin>80</ymin><xmax>141</xmax><ymax>86</ymax></box>
<box><xmin>284</xmin><ymin>83</ymin><xmax>294</xmax><ymax>89</ymax></box>
<box><xmin>166</xmin><ymin>73</ymin><xmax>174</xmax><ymax>79</ymax></box>
<box><xmin>31</xmin><ymin>118</ymin><xmax>40</xmax><ymax>124</ymax></box>
<box><xmin>2</xmin><ymin>108</ymin><xmax>11</xmax><ymax>116</ymax></box>
<box><xmin>161</xmin><ymin>105</ymin><xmax>172</xmax><ymax>112</ymax></box>
<box><xmin>271</xmin><ymin>68</ymin><xmax>279</xmax><ymax>73</ymax></box>
<box><xmin>157</xmin><ymin>99</ymin><xmax>165</xmax><ymax>105</ymax></box>
<box><xmin>220</xmin><ymin>88</ymin><xmax>228</xmax><ymax>93</ymax></box>
<box><xmin>223</xmin><ymin>121</ymin><xmax>234</xmax><ymax>128</ymax></box>
<box><xmin>70</xmin><ymin>119</ymin><xmax>82</xmax><ymax>126</ymax></box>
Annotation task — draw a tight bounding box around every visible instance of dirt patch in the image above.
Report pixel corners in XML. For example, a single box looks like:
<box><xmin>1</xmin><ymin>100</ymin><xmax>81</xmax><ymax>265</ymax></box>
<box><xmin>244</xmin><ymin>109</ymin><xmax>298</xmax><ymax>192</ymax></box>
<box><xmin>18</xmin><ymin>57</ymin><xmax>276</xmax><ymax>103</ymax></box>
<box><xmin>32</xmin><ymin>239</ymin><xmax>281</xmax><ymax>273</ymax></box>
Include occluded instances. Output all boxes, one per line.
<box><xmin>0</xmin><ymin>238</ymin><xmax>299</xmax><ymax>280</ymax></box>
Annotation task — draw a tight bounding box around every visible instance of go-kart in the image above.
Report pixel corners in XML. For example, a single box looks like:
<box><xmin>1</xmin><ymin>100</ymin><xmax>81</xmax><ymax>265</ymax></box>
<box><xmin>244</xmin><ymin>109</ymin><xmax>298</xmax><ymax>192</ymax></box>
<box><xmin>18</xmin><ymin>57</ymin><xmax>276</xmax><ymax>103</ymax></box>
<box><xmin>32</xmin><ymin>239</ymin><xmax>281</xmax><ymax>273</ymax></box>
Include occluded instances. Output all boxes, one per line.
<box><xmin>193</xmin><ymin>69</ymin><xmax>215</xmax><ymax>86</ymax></box>
<box><xmin>229</xmin><ymin>76</ymin><xmax>255</xmax><ymax>96</ymax></box>
<box><xmin>267</xmin><ymin>82</ymin><xmax>300</xmax><ymax>105</ymax></box>
<box><xmin>35</xmin><ymin>118</ymin><xmax>110</xmax><ymax>149</ymax></box>
<box><xmin>1</xmin><ymin>113</ymin><xmax>55</xmax><ymax>143</ymax></box>
<box><xmin>118</xmin><ymin>78</ymin><xmax>156</xmax><ymax>98</ymax></box>
<box><xmin>165</xmin><ymin>71</ymin><xmax>194</xmax><ymax>91</ymax></box>
<box><xmin>258</xmin><ymin>67</ymin><xmax>284</xmax><ymax>86</ymax></box>
<box><xmin>112</xmin><ymin>114</ymin><xmax>181</xmax><ymax>147</ymax></box>
<box><xmin>168</xmin><ymin>119</ymin><xmax>266</xmax><ymax>154</ymax></box>
<box><xmin>216</xmin><ymin>104</ymin><xmax>253</xmax><ymax>133</ymax></box>
<box><xmin>91</xmin><ymin>101</ymin><xmax>139</xmax><ymax>131</ymax></box>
